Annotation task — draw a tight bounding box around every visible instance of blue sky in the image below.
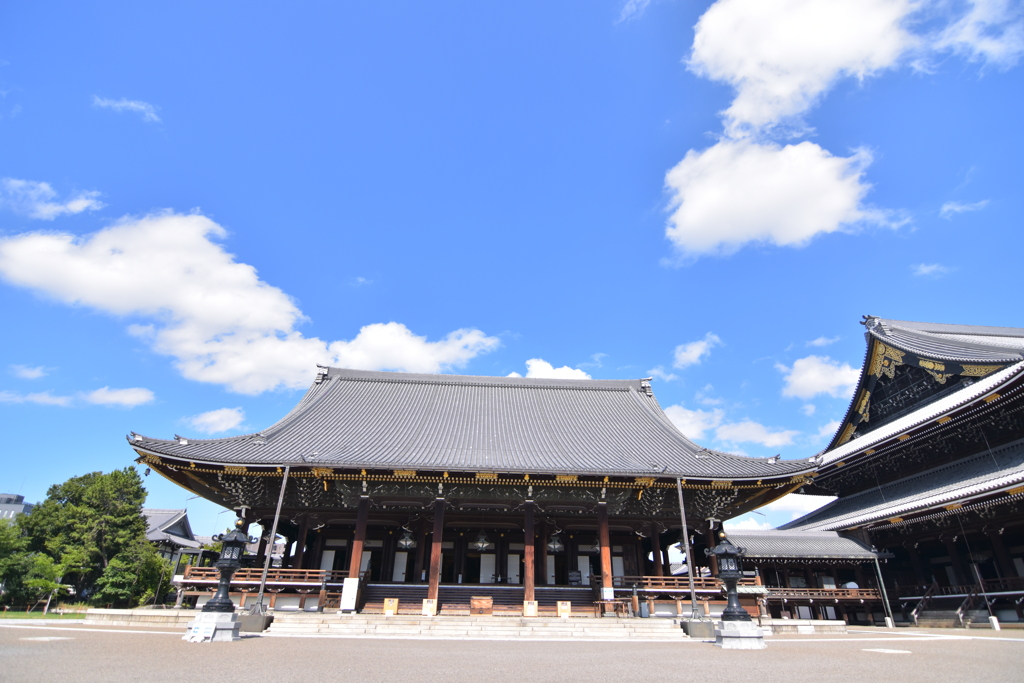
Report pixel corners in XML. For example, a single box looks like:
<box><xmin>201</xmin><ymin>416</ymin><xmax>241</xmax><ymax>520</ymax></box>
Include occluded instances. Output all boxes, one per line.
<box><xmin>1</xmin><ymin>1</ymin><xmax>1022</xmax><ymax>535</ymax></box>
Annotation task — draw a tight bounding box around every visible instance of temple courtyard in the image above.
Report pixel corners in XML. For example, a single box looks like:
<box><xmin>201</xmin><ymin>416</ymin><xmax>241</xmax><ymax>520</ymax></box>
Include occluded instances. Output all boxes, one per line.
<box><xmin>1</xmin><ymin>621</ymin><xmax>1021</xmax><ymax>683</ymax></box>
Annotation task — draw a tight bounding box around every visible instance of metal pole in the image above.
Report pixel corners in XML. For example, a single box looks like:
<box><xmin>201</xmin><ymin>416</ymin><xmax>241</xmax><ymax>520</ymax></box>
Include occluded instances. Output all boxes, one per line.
<box><xmin>971</xmin><ymin>562</ymin><xmax>994</xmax><ymax>617</ymax></box>
<box><xmin>250</xmin><ymin>465</ymin><xmax>290</xmax><ymax>615</ymax></box>
<box><xmin>676</xmin><ymin>478</ymin><xmax>700</xmax><ymax>620</ymax></box>
<box><xmin>873</xmin><ymin>556</ymin><xmax>894</xmax><ymax>624</ymax></box>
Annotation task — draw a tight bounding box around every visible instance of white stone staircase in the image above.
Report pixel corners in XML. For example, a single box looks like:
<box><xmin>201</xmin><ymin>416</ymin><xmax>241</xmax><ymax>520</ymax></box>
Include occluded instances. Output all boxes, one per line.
<box><xmin>265</xmin><ymin>613</ymin><xmax>689</xmax><ymax>641</ymax></box>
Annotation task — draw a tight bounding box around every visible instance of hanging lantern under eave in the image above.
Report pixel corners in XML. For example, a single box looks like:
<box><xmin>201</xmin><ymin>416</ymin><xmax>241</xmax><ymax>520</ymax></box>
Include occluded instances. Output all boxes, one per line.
<box><xmin>471</xmin><ymin>530</ymin><xmax>493</xmax><ymax>552</ymax></box>
<box><xmin>547</xmin><ymin>534</ymin><xmax>564</xmax><ymax>553</ymax></box>
<box><xmin>397</xmin><ymin>530</ymin><xmax>417</xmax><ymax>550</ymax></box>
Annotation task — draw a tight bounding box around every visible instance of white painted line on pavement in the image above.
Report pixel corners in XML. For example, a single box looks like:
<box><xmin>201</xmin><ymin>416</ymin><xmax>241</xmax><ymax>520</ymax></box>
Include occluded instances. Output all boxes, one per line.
<box><xmin>19</xmin><ymin>637</ymin><xmax>75</xmax><ymax>641</ymax></box>
<box><xmin>0</xmin><ymin>624</ymin><xmax>182</xmax><ymax>636</ymax></box>
<box><xmin>863</xmin><ymin>648</ymin><xmax>911</xmax><ymax>654</ymax></box>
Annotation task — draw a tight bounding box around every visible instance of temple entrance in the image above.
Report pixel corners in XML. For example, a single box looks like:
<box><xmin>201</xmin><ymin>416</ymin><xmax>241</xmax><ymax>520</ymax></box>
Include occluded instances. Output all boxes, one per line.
<box><xmin>463</xmin><ymin>552</ymin><xmax>497</xmax><ymax>583</ymax></box>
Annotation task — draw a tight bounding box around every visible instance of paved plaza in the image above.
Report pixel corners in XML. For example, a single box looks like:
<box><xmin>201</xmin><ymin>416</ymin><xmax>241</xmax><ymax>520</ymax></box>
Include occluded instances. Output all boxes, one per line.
<box><xmin>1</xmin><ymin>622</ymin><xmax>1022</xmax><ymax>683</ymax></box>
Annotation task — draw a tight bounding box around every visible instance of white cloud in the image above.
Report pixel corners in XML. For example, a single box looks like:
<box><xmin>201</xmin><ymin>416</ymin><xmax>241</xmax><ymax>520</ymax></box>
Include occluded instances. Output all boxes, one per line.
<box><xmin>510</xmin><ymin>358</ymin><xmax>591</xmax><ymax>380</ymax></box>
<box><xmin>723</xmin><ymin>516</ymin><xmax>773</xmax><ymax>531</ymax></box>
<box><xmin>10</xmin><ymin>364</ymin><xmax>47</xmax><ymax>379</ymax></box>
<box><xmin>673</xmin><ymin>332</ymin><xmax>722</xmax><ymax>368</ymax></box>
<box><xmin>0</xmin><ymin>178</ymin><xmax>103</xmax><ymax>220</ymax></box>
<box><xmin>0</xmin><ymin>212</ymin><xmax>500</xmax><ymax>394</ymax></box>
<box><xmin>695</xmin><ymin>384</ymin><xmax>723</xmax><ymax>406</ymax></box>
<box><xmin>618</xmin><ymin>0</ymin><xmax>651</xmax><ymax>23</ymax></box>
<box><xmin>755</xmin><ymin>492</ymin><xmax>837</xmax><ymax>520</ymax></box>
<box><xmin>715</xmin><ymin>419</ymin><xmax>799</xmax><ymax>448</ymax></box>
<box><xmin>817</xmin><ymin>419</ymin><xmax>841</xmax><ymax>440</ymax></box>
<box><xmin>777</xmin><ymin>355</ymin><xmax>859</xmax><ymax>400</ymax></box>
<box><xmin>648</xmin><ymin>366</ymin><xmax>679</xmax><ymax>382</ymax></box>
<box><xmin>807</xmin><ymin>336</ymin><xmax>838</xmax><ymax>347</ymax></box>
<box><xmin>689</xmin><ymin>0</ymin><xmax>916</xmax><ymax>137</ymax></box>
<box><xmin>82</xmin><ymin>386</ymin><xmax>155</xmax><ymax>407</ymax></box>
<box><xmin>93</xmin><ymin>96</ymin><xmax>161</xmax><ymax>123</ymax></box>
<box><xmin>801</xmin><ymin>404</ymin><xmax>816</xmax><ymax>416</ymax></box>
<box><xmin>665</xmin><ymin>141</ymin><xmax>894</xmax><ymax>257</ymax></box>
<box><xmin>664</xmin><ymin>405</ymin><xmax>724</xmax><ymax>440</ymax></box>
<box><xmin>933</xmin><ymin>0</ymin><xmax>1024</xmax><ymax>68</ymax></box>
<box><xmin>187</xmin><ymin>407</ymin><xmax>245</xmax><ymax>434</ymax></box>
<box><xmin>911</xmin><ymin>263</ymin><xmax>953</xmax><ymax>277</ymax></box>
<box><xmin>0</xmin><ymin>390</ymin><xmax>73</xmax><ymax>407</ymax></box>
<box><xmin>940</xmin><ymin>199</ymin><xmax>989</xmax><ymax>218</ymax></box>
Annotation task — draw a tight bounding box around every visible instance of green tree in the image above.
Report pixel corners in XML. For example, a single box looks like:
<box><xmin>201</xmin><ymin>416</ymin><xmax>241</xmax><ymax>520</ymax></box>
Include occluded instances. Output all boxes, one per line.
<box><xmin>18</xmin><ymin>468</ymin><xmax>148</xmax><ymax>594</ymax></box>
<box><xmin>0</xmin><ymin>518</ymin><xmax>30</xmax><ymax>605</ymax></box>
<box><xmin>23</xmin><ymin>553</ymin><xmax>68</xmax><ymax>612</ymax></box>
<box><xmin>93</xmin><ymin>540</ymin><xmax>170</xmax><ymax>607</ymax></box>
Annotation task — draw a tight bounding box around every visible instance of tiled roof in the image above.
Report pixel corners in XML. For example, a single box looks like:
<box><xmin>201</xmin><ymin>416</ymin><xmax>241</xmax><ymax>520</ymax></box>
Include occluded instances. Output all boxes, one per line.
<box><xmin>130</xmin><ymin>368</ymin><xmax>812</xmax><ymax>481</ymax></box>
<box><xmin>865</xmin><ymin>317</ymin><xmax>1024</xmax><ymax>364</ymax></box>
<box><xmin>783</xmin><ymin>438</ymin><xmax>1024</xmax><ymax>531</ymax></box>
<box><xmin>143</xmin><ymin>508</ymin><xmax>202</xmax><ymax>549</ymax></box>
<box><xmin>725</xmin><ymin>530</ymin><xmax>878</xmax><ymax>560</ymax></box>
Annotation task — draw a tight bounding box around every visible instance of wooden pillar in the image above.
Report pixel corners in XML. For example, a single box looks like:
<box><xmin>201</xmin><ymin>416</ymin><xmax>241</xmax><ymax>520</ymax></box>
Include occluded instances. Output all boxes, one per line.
<box><xmin>905</xmin><ymin>544</ymin><xmax>927</xmax><ymax>586</ymax></box>
<box><xmin>413</xmin><ymin>518</ymin><xmax>427</xmax><ymax>583</ymax></box>
<box><xmin>598</xmin><ymin>503</ymin><xmax>612</xmax><ymax>590</ymax></box>
<box><xmin>524</xmin><ymin>502</ymin><xmax>535</xmax><ymax>602</ymax></box>
<box><xmin>347</xmin><ymin>496</ymin><xmax>370</xmax><ymax>579</ymax></box>
<box><xmin>292</xmin><ymin>517</ymin><xmax>310</xmax><ymax>569</ymax></box>
<box><xmin>943</xmin><ymin>536</ymin><xmax>967</xmax><ymax>585</ymax></box>
<box><xmin>986</xmin><ymin>529</ymin><xmax>1014</xmax><ymax>579</ymax></box>
<box><xmin>650</xmin><ymin>523</ymin><xmax>663</xmax><ymax>577</ymax></box>
<box><xmin>705</xmin><ymin>522</ymin><xmax>719</xmax><ymax>575</ymax></box>
<box><xmin>662</xmin><ymin>545</ymin><xmax>671</xmax><ymax>576</ymax></box>
<box><xmin>538</xmin><ymin>520</ymin><xmax>549</xmax><ymax>586</ymax></box>
<box><xmin>427</xmin><ymin>498</ymin><xmax>445</xmax><ymax>601</ymax></box>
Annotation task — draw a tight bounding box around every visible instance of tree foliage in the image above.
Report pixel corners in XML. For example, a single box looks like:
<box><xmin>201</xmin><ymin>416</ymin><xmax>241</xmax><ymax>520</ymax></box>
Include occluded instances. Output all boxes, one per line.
<box><xmin>1</xmin><ymin>468</ymin><xmax>167</xmax><ymax>607</ymax></box>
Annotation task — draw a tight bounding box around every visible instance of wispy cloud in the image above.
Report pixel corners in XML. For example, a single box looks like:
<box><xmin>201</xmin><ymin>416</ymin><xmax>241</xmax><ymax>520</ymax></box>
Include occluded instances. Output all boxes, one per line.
<box><xmin>187</xmin><ymin>407</ymin><xmax>245</xmax><ymax>434</ymax></box>
<box><xmin>715</xmin><ymin>419</ymin><xmax>799</xmax><ymax>448</ymax></box>
<box><xmin>673</xmin><ymin>332</ymin><xmax>721</xmax><ymax>368</ymax></box>
<box><xmin>617</xmin><ymin>0</ymin><xmax>651</xmax><ymax>23</ymax></box>
<box><xmin>911</xmin><ymin>263</ymin><xmax>953</xmax><ymax>277</ymax></box>
<box><xmin>648</xmin><ymin>366</ymin><xmax>679</xmax><ymax>382</ymax></box>
<box><xmin>0</xmin><ymin>390</ymin><xmax>73</xmax><ymax>406</ymax></box>
<box><xmin>940</xmin><ymin>199</ymin><xmax>989</xmax><ymax>219</ymax></box>
<box><xmin>81</xmin><ymin>386</ymin><xmax>155</xmax><ymax>407</ymax></box>
<box><xmin>92</xmin><ymin>96</ymin><xmax>161</xmax><ymax>123</ymax></box>
<box><xmin>807</xmin><ymin>336</ymin><xmax>839</xmax><ymax>347</ymax></box>
<box><xmin>10</xmin><ymin>364</ymin><xmax>48</xmax><ymax>379</ymax></box>
<box><xmin>0</xmin><ymin>178</ymin><xmax>103</xmax><ymax>220</ymax></box>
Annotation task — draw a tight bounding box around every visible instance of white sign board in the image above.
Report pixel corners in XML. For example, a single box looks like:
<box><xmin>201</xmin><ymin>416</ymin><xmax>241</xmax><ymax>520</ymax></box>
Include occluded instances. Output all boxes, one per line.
<box><xmin>601</xmin><ymin>587</ymin><xmax>615</xmax><ymax>601</ymax></box>
<box><xmin>339</xmin><ymin>577</ymin><xmax>360</xmax><ymax>612</ymax></box>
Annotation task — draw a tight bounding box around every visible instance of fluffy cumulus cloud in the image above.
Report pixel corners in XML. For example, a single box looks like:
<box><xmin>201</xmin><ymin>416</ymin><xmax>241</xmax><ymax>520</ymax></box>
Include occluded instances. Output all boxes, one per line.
<box><xmin>0</xmin><ymin>390</ymin><xmax>73</xmax><ymax>407</ymax></box>
<box><xmin>757</xmin><ymin>492</ymin><xmax>837</xmax><ymax>520</ymax></box>
<box><xmin>0</xmin><ymin>212</ymin><xmax>500</xmax><ymax>394</ymax></box>
<box><xmin>187</xmin><ymin>407</ymin><xmax>246</xmax><ymax>435</ymax></box>
<box><xmin>0</xmin><ymin>178</ymin><xmax>103</xmax><ymax>220</ymax></box>
<box><xmin>777</xmin><ymin>355</ymin><xmax>859</xmax><ymax>400</ymax></box>
<box><xmin>689</xmin><ymin>0</ymin><xmax>916</xmax><ymax>137</ymax></box>
<box><xmin>817</xmin><ymin>419</ymin><xmax>842</xmax><ymax>440</ymax></box>
<box><xmin>715</xmin><ymin>419</ymin><xmax>799</xmax><ymax>448</ymax></box>
<box><xmin>665</xmin><ymin>141</ymin><xmax>888</xmax><ymax>257</ymax></box>
<box><xmin>664</xmin><ymin>405</ymin><xmax>724</xmax><ymax>440</ymax></box>
<box><xmin>92</xmin><ymin>96</ymin><xmax>161</xmax><ymax>123</ymax></box>
<box><xmin>508</xmin><ymin>359</ymin><xmax>591</xmax><ymax>380</ymax></box>
<box><xmin>82</xmin><ymin>387</ymin><xmax>155</xmax><ymax>407</ymax></box>
<box><xmin>673</xmin><ymin>332</ymin><xmax>722</xmax><ymax>368</ymax></box>
<box><xmin>723</xmin><ymin>516</ymin><xmax>773</xmax><ymax>531</ymax></box>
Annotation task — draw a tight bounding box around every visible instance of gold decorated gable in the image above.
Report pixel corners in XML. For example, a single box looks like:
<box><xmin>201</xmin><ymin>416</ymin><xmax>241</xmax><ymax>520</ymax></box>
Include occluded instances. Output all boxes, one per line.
<box><xmin>961</xmin><ymin>364</ymin><xmax>1002</xmax><ymax>377</ymax></box>
<box><xmin>869</xmin><ymin>342</ymin><xmax>905</xmax><ymax>379</ymax></box>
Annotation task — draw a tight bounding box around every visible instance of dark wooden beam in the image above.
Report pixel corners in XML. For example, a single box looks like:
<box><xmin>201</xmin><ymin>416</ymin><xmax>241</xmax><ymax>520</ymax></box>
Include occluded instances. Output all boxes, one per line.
<box><xmin>347</xmin><ymin>496</ymin><xmax>370</xmax><ymax>578</ymax></box>
<box><xmin>598</xmin><ymin>503</ymin><xmax>612</xmax><ymax>590</ymax></box>
<box><xmin>427</xmin><ymin>498</ymin><xmax>445</xmax><ymax>601</ymax></box>
<box><xmin>524</xmin><ymin>501</ymin><xmax>535</xmax><ymax>602</ymax></box>
<box><xmin>650</xmin><ymin>522</ymin><xmax>663</xmax><ymax>577</ymax></box>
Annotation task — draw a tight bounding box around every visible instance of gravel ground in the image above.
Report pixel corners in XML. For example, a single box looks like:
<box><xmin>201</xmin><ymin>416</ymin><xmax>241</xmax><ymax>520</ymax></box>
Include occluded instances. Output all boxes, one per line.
<box><xmin>1</xmin><ymin>622</ymin><xmax>1022</xmax><ymax>683</ymax></box>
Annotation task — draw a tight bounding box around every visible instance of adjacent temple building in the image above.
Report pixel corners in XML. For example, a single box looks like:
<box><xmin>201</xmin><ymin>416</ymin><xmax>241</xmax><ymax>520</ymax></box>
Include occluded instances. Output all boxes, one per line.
<box><xmin>130</xmin><ymin>316</ymin><xmax>1024</xmax><ymax>627</ymax></box>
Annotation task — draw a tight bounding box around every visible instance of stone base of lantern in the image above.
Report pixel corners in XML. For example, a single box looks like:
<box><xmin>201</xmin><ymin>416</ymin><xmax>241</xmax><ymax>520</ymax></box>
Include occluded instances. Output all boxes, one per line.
<box><xmin>714</xmin><ymin>620</ymin><xmax>766</xmax><ymax>650</ymax></box>
<box><xmin>184</xmin><ymin>611</ymin><xmax>242</xmax><ymax>643</ymax></box>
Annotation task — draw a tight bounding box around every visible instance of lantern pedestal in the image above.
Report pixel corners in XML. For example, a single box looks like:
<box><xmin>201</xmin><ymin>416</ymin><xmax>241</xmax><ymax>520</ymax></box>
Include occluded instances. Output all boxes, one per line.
<box><xmin>184</xmin><ymin>611</ymin><xmax>242</xmax><ymax>643</ymax></box>
<box><xmin>713</xmin><ymin>621</ymin><xmax>766</xmax><ymax>650</ymax></box>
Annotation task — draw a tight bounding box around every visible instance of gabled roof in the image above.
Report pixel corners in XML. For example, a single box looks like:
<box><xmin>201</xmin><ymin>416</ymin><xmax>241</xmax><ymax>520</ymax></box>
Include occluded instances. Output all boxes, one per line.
<box><xmin>725</xmin><ymin>530</ymin><xmax>878</xmax><ymax>560</ymax></box>
<box><xmin>130</xmin><ymin>367</ymin><xmax>812</xmax><ymax>481</ymax></box>
<box><xmin>783</xmin><ymin>437</ymin><xmax>1024</xmax><ymax>532</ymax></box>
<box><xmin>143</xmin><ymin>508</ymin><xmax>202</xmax><ymax>549</ymax></box>
<box><xmin>825</xmin><ymin>317</ymin><xmax>1024</xmax><ymax>451</ymax></box>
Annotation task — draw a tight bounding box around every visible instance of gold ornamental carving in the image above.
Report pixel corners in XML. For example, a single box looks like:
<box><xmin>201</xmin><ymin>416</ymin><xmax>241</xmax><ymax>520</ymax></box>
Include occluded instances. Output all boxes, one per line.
<box><xmin>836</xmin><ymin>422</ymin><xmax>856</xmax><ymax>445</ymax></box>
<box><xmin>311</xmin><ymin>467</ymin><xmax>333</xmax><ymax>478</ymax></box>
<box><xmin>961</xmin><ymin>364</ymin><xmax>1001</xmax><ymax>377</ymax></box>
<box><xmin>919</xmin><ymin>359</ymin><xmax>953</xmax><ymax>384</ymax></box>
<box><xmin>868</xmin><ymin>342</ymin><xmax>905</xmax><ymax>379</ymax></box>
<box><xmin>223</xmin><ymin>465</ymin><xmax>247</xmax><ymax>475</ymax></box>
<box><xmin>855</xmin><ymin>390</ymin><xmax>871</xmax><ymax>422</ymax></box>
